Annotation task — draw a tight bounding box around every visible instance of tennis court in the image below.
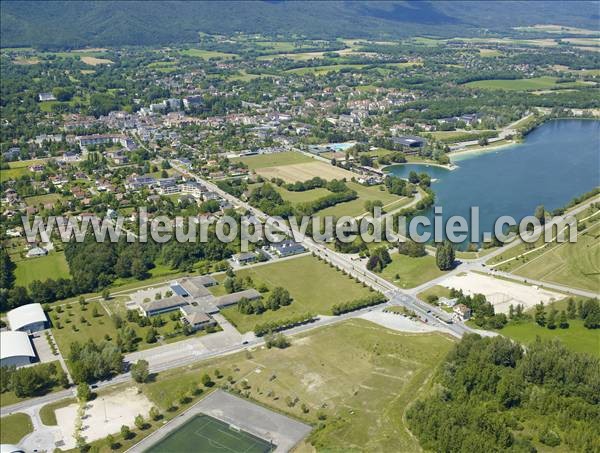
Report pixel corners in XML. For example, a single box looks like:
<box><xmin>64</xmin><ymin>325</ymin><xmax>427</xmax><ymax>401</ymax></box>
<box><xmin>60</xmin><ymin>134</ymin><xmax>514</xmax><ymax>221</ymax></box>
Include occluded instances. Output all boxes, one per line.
<box><xmin>145</xmin><ymin>414</ymin><xmax>275</xmax><ymax>453</ymax></box>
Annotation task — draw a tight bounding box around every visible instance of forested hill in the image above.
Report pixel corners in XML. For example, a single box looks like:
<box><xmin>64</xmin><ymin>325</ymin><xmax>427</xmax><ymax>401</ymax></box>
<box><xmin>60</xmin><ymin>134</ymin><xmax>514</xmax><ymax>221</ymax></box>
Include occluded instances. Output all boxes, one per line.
<box><xmin>1</xmin><ymin>0</ymin><xmax>598</xmax><ymax>49</ymax></box>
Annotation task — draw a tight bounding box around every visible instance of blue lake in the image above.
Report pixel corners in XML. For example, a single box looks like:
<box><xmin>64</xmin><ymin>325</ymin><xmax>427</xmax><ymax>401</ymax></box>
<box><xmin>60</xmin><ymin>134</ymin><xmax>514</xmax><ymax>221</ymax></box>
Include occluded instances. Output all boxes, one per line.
<box><xmin>385</xmin><ymin>119</ymin><xmax>600</xmax><ymax>244</ymax></box>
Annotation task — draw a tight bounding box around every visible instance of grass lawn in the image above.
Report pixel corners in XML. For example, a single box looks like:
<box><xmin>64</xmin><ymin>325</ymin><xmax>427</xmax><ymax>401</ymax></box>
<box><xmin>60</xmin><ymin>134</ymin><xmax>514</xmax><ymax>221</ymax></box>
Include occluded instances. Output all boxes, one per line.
<box><xmin>14</xmin><ymin>251</ymin><xmax>70</xmax><ymax>287</ymax></box>
<box><xmin>464</xmin><ymin>76</ymin><xmax>587</xmax><ymax>91</ymax></box>
<box><xmin>274</xmin><ymin>185</ymin><xmax>332</xmax><ymax>204</ymax></box>
<box><xmin>498</xmin><ymin>319</ymin><xmax>600</xmax><ymax>357</ymax></box>
<box><xmin>286</xmin><ymin>63</ymin><xmax>369</xmax><ymax>75</ymax></box>
<box><xmin>180</xmin><ymin>49</ymin><xmax>237</xmax><ymax>59</ymax></box>
<box><xmin>380</xmin><ymin>253</ymin><xmax>447</xmax><ymax>289</ymax></box>
<box><xmin>39</xmin><ymin>397</ymin><xmax>77</xmax><ymax>426</ymax></box>
<box><xmin>508</xmin><ymin>221</ymin><xmax>600</xmax><ymax>292</ymax></box>
<box><xmin>0</xmin><ymin>413</ymin><xmax>33</xmax><ymax>444</ymax></box>
<box><xmin>24</xmin><ymin>193</ymin><xmax>64</xmax><ymax>207</ymax></box>
<box><xmin>219</xmin><ymin>255</ymin><xmax>372</xmax><ymax>333</ymax></box>
<box><xmin>488</xmin><ymin>212</ymin><xmax>600</xmax><ymax>292</ymax></box>
<box><xmin>318</xmin><ymin>182</ymin><xmax>407</xmax><ymax>218</ymax></box>
<box><xmin>417</xmin><ymin>285</ymin><xmax>452</xmax><ymax>302</ymax></box>
<box><xmin>231</xmin><ymin>151</ymin><xmax>313</xmax><ymax>170</ymax></box>
<box><xmin>50</xmin><ymin>300</ymin><xmax>119</xmax><ymax>355</ymax></box>
<box><xmin>51</xmin><ymin>295</ymin><xmax>211</xmax><ymax>358</ymax></box>
<box><xmin>143</xmin><ymin>319</ymin><xmax>454</xmax><ymax>452</ymax></box>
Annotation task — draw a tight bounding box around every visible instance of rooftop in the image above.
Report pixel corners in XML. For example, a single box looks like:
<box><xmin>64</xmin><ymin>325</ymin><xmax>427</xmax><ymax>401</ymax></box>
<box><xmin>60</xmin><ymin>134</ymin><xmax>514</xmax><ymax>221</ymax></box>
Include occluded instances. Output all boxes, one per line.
<box><xmin>6</xmin><ymin>303</ymin><xmax>47</xmax><ymax>331</ymax></box>
<box><xmin>0</xmin><ymin>331</ymin><xmax>36</xmax><ymax>360</ymax></box>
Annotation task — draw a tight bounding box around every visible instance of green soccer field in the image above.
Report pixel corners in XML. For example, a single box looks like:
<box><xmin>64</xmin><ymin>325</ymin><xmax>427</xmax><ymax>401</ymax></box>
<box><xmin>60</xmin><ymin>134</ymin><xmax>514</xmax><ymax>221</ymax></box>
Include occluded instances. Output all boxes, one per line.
<box><xmin>146</xmin><ymin>414</ymin><xmax>275</xmax><ymax>453</ymax></box>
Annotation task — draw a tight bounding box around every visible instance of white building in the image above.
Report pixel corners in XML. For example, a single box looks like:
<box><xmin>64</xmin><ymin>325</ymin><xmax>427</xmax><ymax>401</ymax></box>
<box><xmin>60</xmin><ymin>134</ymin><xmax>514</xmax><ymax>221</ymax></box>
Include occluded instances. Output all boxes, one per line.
<box><xmin>7</xmin><ymin>303</ymin><xmax>49</xmax><ymax>333</ymax></box>
<box><xmin>0</xmin><ymin>331</ymin><xmax>36</xmax><ymax>367</ymax></box>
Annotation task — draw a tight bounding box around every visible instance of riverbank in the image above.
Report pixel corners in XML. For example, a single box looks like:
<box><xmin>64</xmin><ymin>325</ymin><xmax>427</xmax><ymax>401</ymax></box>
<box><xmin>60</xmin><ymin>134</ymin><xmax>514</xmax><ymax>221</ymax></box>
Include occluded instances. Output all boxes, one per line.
<box><xmin>383</xmin><ymin>161</ymin><xmax>457</xmax><ymax>173</ymax></box>
<box><xmin>449</xmin><ymin>139</ymin><xmax>519</xmax><ymax>160</ymax></box>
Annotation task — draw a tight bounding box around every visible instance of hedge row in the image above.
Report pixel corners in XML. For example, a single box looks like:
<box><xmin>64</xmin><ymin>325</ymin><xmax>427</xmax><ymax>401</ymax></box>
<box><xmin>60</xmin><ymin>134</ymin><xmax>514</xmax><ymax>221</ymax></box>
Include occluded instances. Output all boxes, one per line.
<box><xmin>254</xmin><ymin>312</ymin><xmax>316</xmax><ymax>336</ymax></box>
<box><xmin>332</xmin><ymin>293</ymin><xmax>387</xmax><ymax>315</ymax></box>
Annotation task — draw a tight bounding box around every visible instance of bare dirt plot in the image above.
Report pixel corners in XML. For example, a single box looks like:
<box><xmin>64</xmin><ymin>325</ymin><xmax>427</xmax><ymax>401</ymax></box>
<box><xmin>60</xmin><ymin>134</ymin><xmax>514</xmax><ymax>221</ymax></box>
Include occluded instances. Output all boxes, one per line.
<box><xmin>256</xmin><ymin>161</ymin><xmax>356</xmax><ymax>182</ymax></box>
<box><xmin>55</xmin><ymin>387</ymin><xmax>153</xmax><ymax>449</ymax></box>
<box><xmin>439</xmin><ymin>272</ymin><xmax>563</xmax><ymax>314</ymax></box>
<box><xmin>81</xmin><ymin>56</ymin><xmax>113</xmax><ymax>65</ymax></box>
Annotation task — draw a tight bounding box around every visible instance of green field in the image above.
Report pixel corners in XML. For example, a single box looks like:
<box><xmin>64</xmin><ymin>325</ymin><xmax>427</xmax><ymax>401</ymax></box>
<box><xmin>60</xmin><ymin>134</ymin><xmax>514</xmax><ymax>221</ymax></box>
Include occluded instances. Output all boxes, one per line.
<box><xmin>144</xmin><ymin>319</ymin><xmax>454</xmax><ymax>452</ymax></box>
<box><xmin>0</xmin><ymin>413</ymin><xmax>33</xmax><ymax>444</ymax></box>
<box><xmin>417</xmin><ymin>285</ymin><xmax>452</xmax><ymax>302</ymax></box>
<box><xmin>219</xmin><ymin>255</ymin><xmax>372</xmax><ymax>333</ymax></box>
<box><xmin>24</xmin><ymin>193</ymin><xmax>64</xmax><ymax>207</ymax></box>
<box><xmin>317</xmin><ymin>182</ymin><xmax>409</xmax><ymax>218</ymax></box>
<box><xmin>508</xmin><ymin>221</ymin><xmax>600</xmax><ymax>292</ymax></box>
<box><xmin>39</xmin><ymin>397</ymin><xmax>77</xmax><ymax>425</ymax></box>
<box><xmin>489</xmin><ymin>213</ymin><xmax>600</xmax><ymax>292</ymax></box>
<box><xmin>286</xmin><ymin>64</ymin><xmax>368</xmax><ymax>75</ymax></box>
<box><xmin>180</xmin><ymin>49</ymin><xmax>238</xmax><ymax>59</ymax></box>
<box><xmin>14</xmin><ymin>251</ymin><xmax>71</xmax><ymax>287</ymax></box>
<box><xmin>274</xmin><ymin>185</ymin><xmax>332</xmax><ymax>204</ymax></box>
<box><xmin>146</xmin><ymin>414</ymin><xmax>273</xmax><ymax>453</ymax></box>
<box><xmin>232</xmin><ymin>152</ymin><xmax>313</xmax><ymax>170</ymax></box>
<box><xmin>498</xmin><ymin>319</ymin><xmax>600</xmax><ymax>357</ymax></box>
<box><xmin>464</xmin><ymin>76</ymin><xmax>587</xmax><ymax>91</ymax></box>
<box><xmin>380</xmin><ymin>253</ymin><xmax>447</xmax><ymax>289</ymax></box>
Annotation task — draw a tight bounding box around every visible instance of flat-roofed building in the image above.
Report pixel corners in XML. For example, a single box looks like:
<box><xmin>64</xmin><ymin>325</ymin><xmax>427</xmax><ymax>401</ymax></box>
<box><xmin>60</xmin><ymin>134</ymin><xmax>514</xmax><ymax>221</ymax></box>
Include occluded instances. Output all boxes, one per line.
<box><xmin>0</xmin><ymin>331</ymin><xmax>36</xmax><ymax>367</ymax></box>
<box><xmin>7</xmin><ymin>303</ymin><xmax>48</xmax><ymax>333</ymax></box>
<box><xmin>215</xmin><ymin>289</ymin><xmax>261</xmax><ymax>309</ymax></box>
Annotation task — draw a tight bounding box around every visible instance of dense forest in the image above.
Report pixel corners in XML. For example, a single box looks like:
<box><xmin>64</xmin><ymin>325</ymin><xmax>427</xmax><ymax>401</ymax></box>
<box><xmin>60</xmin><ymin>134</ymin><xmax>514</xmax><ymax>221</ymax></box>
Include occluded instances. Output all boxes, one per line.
<box><xmin>407</xmin><ymin>334</ymin><xmax>600</xmax><ymax>452</ymax></box>
<box><xmin>1</xmin><ymin>1</ymin><xmax>598</xmax><ymax>49</ymax></box>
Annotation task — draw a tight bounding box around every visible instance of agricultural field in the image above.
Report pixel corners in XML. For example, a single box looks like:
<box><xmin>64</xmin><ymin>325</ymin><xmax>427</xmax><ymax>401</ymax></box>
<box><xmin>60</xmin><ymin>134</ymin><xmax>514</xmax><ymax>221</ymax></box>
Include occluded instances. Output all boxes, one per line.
<box><xmin>143</xmin><ymin>319</ymin><xmax>455</xmax><ymax>452</ymax></box>
<box><xmin>255</xmin><ymin>161</ymin><xmax>356</xmax><ymax>182</ymax></box>
<box><xmin>380</xmin><ymin>253</ymin><xmax>447</xmax><ymax>289</ymax></box>
<box><xmin>464</xmin><ymin>76</ymin><xmax>589</xmax><ymax>91</ymax></box>
<box><xmin>219</xmin><ymin>255</ymin><xmax>373</xmax><ymax>333</ymax></box>
<box><xmin>81</xmin><ymin>56</ymin><xmax>113</xmax><ymax>65</ymax></box>
<box><xmin>0</xmin><ymin>413</ymin><xmax>33</xmax><ymax>444</ymax></box>
<box><xmin>232</xmin><ymin>151</ymin><xmax>314</xmax><ymax>170</ymax></box>
<box><xmin>14</xmin><ymin>251</ymin><xmax>71</xmax><ymax>287</ymax></box>
<box><xmin>286</xmin><ymin>63</ymin><xmax>370</xmax><ymax>75</ymax></box>
<box><xmin>180</xmin><ymin>48</ymin><xmax>238</xmax><ymax>59</ymax></box>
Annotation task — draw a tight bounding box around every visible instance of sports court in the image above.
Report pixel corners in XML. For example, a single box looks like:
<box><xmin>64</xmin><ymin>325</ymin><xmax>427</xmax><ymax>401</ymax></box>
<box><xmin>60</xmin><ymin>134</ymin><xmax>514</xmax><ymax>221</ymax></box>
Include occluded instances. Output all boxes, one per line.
<box><xmin>130</xmin><ymin>390</ymin><xmax>311</xmax><ymax>453</ymax></box>
<box><xmin>145</xmin><ymin>414</ymin><xmax>274</xmax><ymax>453</ymax></box>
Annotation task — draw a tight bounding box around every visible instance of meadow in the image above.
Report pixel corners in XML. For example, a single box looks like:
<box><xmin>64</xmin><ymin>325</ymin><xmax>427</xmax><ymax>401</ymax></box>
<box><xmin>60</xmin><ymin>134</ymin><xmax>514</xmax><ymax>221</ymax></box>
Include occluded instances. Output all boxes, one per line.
<box><xmin>380</xmin><ymin>253</ymin><xmax>447</xmax><ymax>289</ymax></box>
<box><xmin>232</xmin><ymin>151</ymin><xmax>314</xmax><ymax>170</ymax></box>
<box><xmin>464</xmin><ymin>76</ymin><xmax>588</xmax><ymax>91</ymax></box>
<box><xmin>14</xmin><ymin>251</ymin><xmax>71</xmax><ymax>287</ymax></box>
<box><xmin>219</xmin><ymin>255</ymin><xmax>373</xmax><ymax>333</ymax></box>
<box><xmin>255</xmin><ymin>161</ymin><xmax>356</xmax><ymax>183</ymax></box>
<box><xmin>0</xmin><ymin>413</ymin><xmax>33</xmax><ymax>444</ymax></box>
<box><xmin>180</xmin><ymin>48</ymin><xmax>238</xmax><ymax>59</ymax></box>
<box><xmin>143</xmin><ymin>319</ymin><xmax>455</xmax><ymax>451</ymax></box>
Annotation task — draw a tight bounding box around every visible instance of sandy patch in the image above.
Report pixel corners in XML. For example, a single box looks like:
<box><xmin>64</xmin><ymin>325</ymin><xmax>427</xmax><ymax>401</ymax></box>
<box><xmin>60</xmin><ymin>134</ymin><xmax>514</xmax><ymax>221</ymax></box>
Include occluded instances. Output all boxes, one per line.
<box><xmin>81</xmin><ymin>56</ymin><xmax>113</xmax><ymax>66</ymax></box>
<box><xmin>359</xmin><ymin>310</ymin><xmax>444</xmax><ymax>333</ymax></box>
<box><xmin>439</xmin><ymin>272</ymin><xmax>563</xmax><ymax>314</ymax></box>
<box><xmin>256</xmin><ymin>161</ymin><xmax>356</xmax><ymax>183</ymax></box>
<box><xmin>55</xmin><ymin>387</ymin><xmax>153</xmax><ymax>449</ymax></box>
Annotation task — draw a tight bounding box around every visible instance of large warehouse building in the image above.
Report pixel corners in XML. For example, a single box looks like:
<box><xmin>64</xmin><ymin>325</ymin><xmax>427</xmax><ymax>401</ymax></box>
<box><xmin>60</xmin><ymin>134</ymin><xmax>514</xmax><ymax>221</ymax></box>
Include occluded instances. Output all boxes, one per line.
<box><xmin>6</xmin><ymin>303</ymin><xmax>49</xmax><ymax>333</ymax></box>
<box><xmin>0</xmin><ymin>331</ymin><xmax>36</xmax><ymax>368</ymax></box>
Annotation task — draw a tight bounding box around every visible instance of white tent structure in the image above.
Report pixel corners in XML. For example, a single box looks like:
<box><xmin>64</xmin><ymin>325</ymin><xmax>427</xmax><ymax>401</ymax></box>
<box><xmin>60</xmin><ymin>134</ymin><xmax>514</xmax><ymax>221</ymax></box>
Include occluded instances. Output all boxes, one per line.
<box><xmin>0</xmin><ymin>331</ymin><xmax>36</xmax><ymax>367</ymax></box>
<box><xmin>6</xmin><ymin>303</ymin><xmax>48</xmax><ymax>333</ymax></box>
